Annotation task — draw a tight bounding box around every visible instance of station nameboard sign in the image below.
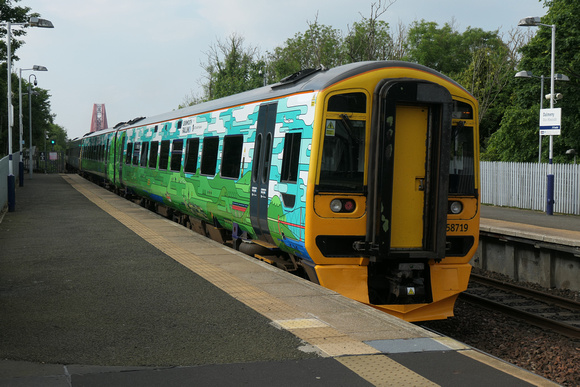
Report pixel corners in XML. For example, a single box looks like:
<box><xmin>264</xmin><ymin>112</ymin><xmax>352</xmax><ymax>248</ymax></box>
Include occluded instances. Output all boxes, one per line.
<box><xmin>540</xmin><ymin>108</ymin><xmax>561</xmax><ymax>136</ymax></box>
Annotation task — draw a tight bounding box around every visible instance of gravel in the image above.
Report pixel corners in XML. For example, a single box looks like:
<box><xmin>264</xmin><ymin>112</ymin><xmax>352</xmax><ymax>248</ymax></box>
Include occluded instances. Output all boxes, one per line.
<box><xmin>421</xmin><ymin>269</ymin><xmax>580</xmax><ymax>386</ymax></box>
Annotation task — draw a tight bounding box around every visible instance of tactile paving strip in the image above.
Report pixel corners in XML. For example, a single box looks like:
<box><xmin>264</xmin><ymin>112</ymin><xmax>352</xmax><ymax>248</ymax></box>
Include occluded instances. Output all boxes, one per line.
<box><xmin>273</xmin><ymin>318</ymin><xmax>329</xmax><ymax>330</ymax></box>
<box><xmin>336</xmin><ymin>355</ymin><xmax>439</xmax><ymax>387</ymax></box>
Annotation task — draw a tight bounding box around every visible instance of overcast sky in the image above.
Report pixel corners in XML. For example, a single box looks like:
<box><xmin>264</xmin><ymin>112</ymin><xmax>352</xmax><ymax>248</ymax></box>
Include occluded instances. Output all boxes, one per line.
<box><xmin>15</xmin><ymin>0</ymin><xmax>547</xmax><ymax>140</ymax></box>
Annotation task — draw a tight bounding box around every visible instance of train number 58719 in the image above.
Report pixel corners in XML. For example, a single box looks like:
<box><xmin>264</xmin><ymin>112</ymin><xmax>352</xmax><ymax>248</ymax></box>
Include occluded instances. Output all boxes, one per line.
<box><xmin>446</xmin><ymin>223</ymin><xmax>468</xmax><ymax>232</ymax></box>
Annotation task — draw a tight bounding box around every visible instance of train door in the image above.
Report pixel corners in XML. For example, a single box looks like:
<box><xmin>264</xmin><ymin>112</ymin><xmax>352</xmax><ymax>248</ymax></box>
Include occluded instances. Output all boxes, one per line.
<box><xmin>250</xmin><ymin>102</ymin><xmax>278</xmax><ymax>245</ymax></box>
<box><xmin>367</xmin><ymin>80</ymin><xmax>452</xmax><ymax>262</ymax></box>
<box><xmin>106</xmin><ymin>137</ymin><xmax>113</xmax><ymax>182</ymax></box>
<box><xmin>390</xmin><ymin>105</ymin><xmax>428</xmax><ymax>248</ymax></box>
<box><xmin>115</xmin><ymin>131</ymin><xmax>126</xmax><ymax>186</ymax></box>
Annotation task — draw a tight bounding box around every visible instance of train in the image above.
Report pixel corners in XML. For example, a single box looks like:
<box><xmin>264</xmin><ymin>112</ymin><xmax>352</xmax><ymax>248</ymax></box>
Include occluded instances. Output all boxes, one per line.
<box><xmin>66</xmin><ymin>61</ymin><xmax>480</xmax><ymax>322</ymax></box>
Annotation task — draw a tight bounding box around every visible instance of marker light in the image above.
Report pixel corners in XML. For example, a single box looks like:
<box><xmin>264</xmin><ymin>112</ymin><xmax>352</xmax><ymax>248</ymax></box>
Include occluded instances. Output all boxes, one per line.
<box><xmin>343</xmin><ymin>200</ymin><xmax>355</xmax><ymax>212</ymax></box>
<box><xmin>449</xmin><ymin>201</ymin><xmax>463</xmax><ymax>214</ymax></box>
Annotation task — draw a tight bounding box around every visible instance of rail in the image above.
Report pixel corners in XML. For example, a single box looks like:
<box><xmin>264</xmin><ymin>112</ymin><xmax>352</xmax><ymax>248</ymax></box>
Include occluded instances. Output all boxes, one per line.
<box><xmin>462</xmin><ymin>274</ymin><xmax>580</xmax><ymax>339</ymax></box>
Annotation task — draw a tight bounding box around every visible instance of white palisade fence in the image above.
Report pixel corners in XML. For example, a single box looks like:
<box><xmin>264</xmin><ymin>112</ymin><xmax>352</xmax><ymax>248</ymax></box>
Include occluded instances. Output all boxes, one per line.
<box><xmin>480</xmin><ymin>161</ymin><xmax>580</xmax><ymax>215</ymax></box>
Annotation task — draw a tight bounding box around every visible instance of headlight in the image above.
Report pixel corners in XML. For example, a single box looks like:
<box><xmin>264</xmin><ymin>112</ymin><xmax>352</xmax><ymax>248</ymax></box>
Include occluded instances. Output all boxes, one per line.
<box><xmin>330</xmin><ymin>199</ymin><xmax>343</xmax><ymax>213</ymax></box>
<box><xmin>449</xmin><ymin>201</ymin><xmax>463</xmax><ymax>214</ymax></box>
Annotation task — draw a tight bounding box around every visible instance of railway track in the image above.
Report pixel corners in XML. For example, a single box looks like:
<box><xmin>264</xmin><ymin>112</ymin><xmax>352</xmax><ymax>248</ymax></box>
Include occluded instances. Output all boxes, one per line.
<box><xmin>461</xmin><ymin>273</ymin><xmax>580</xmax><ymax>339</ymax></box>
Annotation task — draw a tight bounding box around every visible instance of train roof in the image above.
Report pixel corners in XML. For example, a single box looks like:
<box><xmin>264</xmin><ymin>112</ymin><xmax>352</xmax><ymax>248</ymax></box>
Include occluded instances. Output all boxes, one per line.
<box><xmin>85</xmin><ymin>61</ymin><xmax>468</xmax><ymax>137</ymax></box>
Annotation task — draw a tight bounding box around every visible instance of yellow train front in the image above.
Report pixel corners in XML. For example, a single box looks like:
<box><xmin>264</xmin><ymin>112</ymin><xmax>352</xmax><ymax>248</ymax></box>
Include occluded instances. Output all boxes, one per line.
<box><xmin>301</xmin><ymin>62</ymin><xmax>479</xmax><ymax>322</ymax></box>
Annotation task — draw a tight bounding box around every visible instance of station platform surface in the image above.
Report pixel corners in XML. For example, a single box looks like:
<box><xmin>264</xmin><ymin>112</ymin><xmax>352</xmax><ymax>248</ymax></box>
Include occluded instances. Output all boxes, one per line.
<box><xmin>0</xmin><ymin>174</ymin><xmax>558</xmax><ymax>386</ymax></box>
<box><xmin>481</xmin><ymin>205</ymin><xmax>580</xmax><ymax>246</ymax></box>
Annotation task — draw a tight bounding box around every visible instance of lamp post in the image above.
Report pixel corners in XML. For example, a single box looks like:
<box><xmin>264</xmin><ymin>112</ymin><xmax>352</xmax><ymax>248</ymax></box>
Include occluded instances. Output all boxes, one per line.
<box><xmin>514</xmin><ymin>71</ymin><xmax>569</xmax><ymax>163</ymax></box>
<box><xmin>519</xmin><ymin>16</ymin><xmax>557</xmax><ymax>215</ymax></box>
<box><xmin>2</xmin><ymin>17</ymin><xmax>54</xmax><ymax>212</ymax></box>
<box><xmin>19</xmin><ymin>66</ymin><xmax>48</xmax><ymax>184</ymax></box>
<box><xmin>28</xmin><ymin>74</ymin><xmax>42</xmax><ymax>177</ymax></box>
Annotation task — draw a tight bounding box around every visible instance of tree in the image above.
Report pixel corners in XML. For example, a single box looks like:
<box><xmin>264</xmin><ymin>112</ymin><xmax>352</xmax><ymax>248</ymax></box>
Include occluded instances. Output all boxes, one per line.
<box><xmin>343</xmin><ymin>1</ymin><xmax>396</xmax><ymax>62</ymax></box>
<box><xmin>388</xmin><ymin>21</ymin><xmax>409</xmax><ymax>61</ymax></box>
<box><xmin>482</xmin><ymin>105</ymin><xmax>540</xmax><ymax>161</ymax></box>
<box><xmin>46</xmin><ymin>123</ymin><xmax>67</xmax><ymax>152</ymax></box>
<box><xmin>405</xmin><ymin>21</ymin><xmax>528</xmax><ymax>146</ymax></box>
<box><xmin>0</xmin><ymin>0</ymin><xmax>32</xmax><ymax>62</ymax></box>
<box><xmin>485</xmin><ymin>0</ymin><xmax>580</xmax><ymax>162</ymax></box>
<box><xmin>198</xmin><ymin>33</ymin><xmax>265</xmax><ymax>102</ymax></box>
<box><xmin>25</xmin><ymin>84</ymin><xmax>55</xmax><ymax>151</ymax></box>
<box><xmin>405</xmin><ymin>20</ymin><xmax>467</xmax><ymax>76</ymax></box>
<box><xmin>178</xmin><ymin>89</ymin><xmax>206</xmax><ymax>109</ymax></box>
<box><xmin>455</xmin><ymin>28</ymin><xmax>530</xmax><ymax>143</ymax></box>
<box><xmin>267</xmin><ymin>15</ymin><xmax>345</xmax><ymax>81</ymax></box>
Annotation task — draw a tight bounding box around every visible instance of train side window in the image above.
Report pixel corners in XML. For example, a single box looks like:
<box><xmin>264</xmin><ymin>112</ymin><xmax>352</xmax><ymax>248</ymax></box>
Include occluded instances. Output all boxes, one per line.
<box><xmin>221</xmin><ymin>135</ymin><xmax>244</xmax><ymax>179</ymax></box>
<box><xmin>170</xmin><ymin>139</ymin><xmax>184</xmax><ymax>171</ymax></box>
<box><xmin>120</xmin><ymin>137</ymin><xmax>126</xmax><ymax>162</ymax></box>
<box><xmin>261</xmin><ymin>133</ymin><xmax>272</xmax><ymax>184</ymax></box>
<box><xmin>126</xmin><ymin>143</ymin><xmax>133</xmax><ymax>164</ymax></box>
<box><xmin>132</xmin><ymin>142</ymin><xmax>141</xmax><ymax>165</ymax></box>
<box><xmin>140</xmin><ymin>142</ymin><xmax>149</xmax><ymax>167</ymax></box>
<box><xmin>159</xmin><ymin>140</ymin><xmax>170</xmax><ymax>170</ymax></box>
<box><xmin>184</xmin><ymin>138</ymin><xmax>200</xmax><ymax>173</ymax></box>
<box><xmin>201</xmin><ymin>137</ymin><xmax>219</xmax><ymax>176</ymax></box>
<box><xmin>149</xmin><ymin>141</ymin><xmax>159</xmax><ymax>168</ymax></box>
<box><xmin>252</xmin><ymin>134</ymin><xmax>263</xmax><ymax>182</ymax></box>
<box><xmin>281</xmin><ymin>132</ymin><xmax>301</xmax><ymax>183</ymax></box>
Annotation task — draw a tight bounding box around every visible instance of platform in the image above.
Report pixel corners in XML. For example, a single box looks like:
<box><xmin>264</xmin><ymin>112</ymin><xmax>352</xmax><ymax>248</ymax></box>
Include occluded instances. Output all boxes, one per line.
<box><xmin>0</xmin><ymin>174</ymin><xmax>557</xmax><ymax>386</ymax></box>
<box><xmin>481</xmin><ymin>205</ymin><xmax>580</xmax><ymax>245</ymax></box>
<box><xmin>478</xmin><ymin>205</ymin><xmax>580</xmax><ymax>291</ymax></box>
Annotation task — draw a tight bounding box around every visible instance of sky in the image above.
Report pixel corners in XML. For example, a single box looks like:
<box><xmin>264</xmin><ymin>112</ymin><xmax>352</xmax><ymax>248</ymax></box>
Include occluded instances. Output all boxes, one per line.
<box><xmin>13</xmin><ymin>0</ymin><xmax>548</xmax><ymax>140</ymax></box>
